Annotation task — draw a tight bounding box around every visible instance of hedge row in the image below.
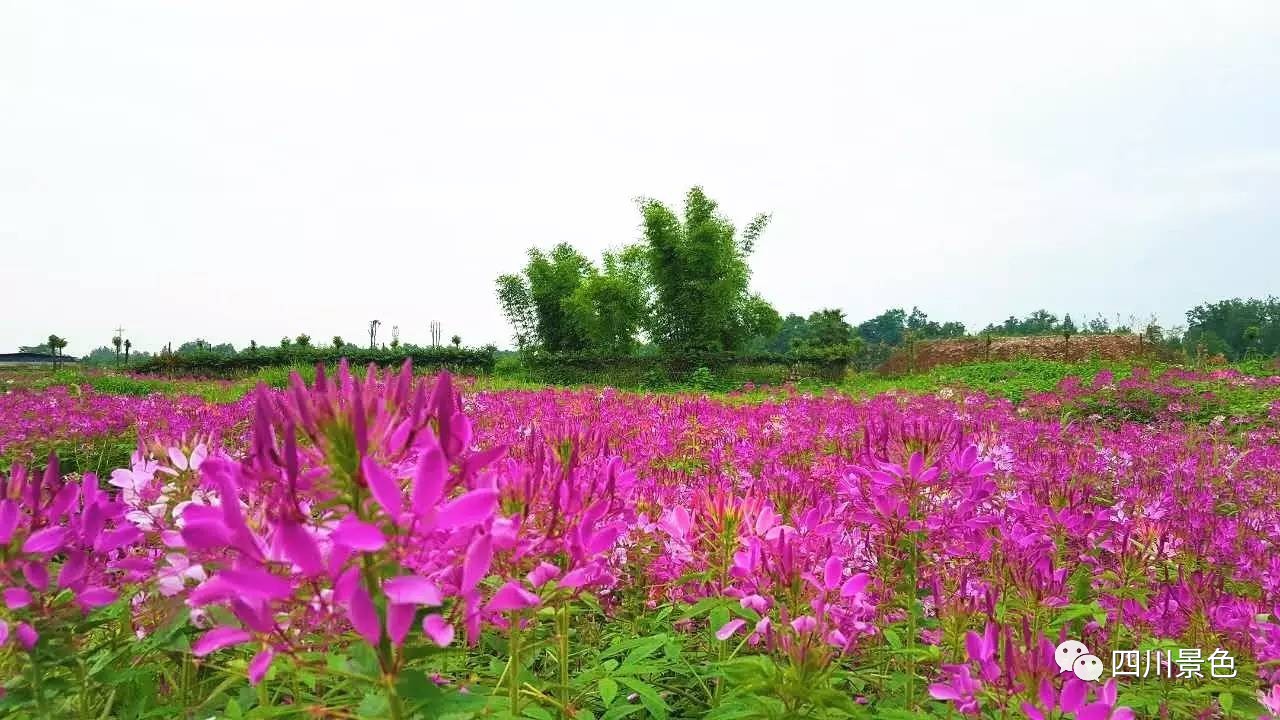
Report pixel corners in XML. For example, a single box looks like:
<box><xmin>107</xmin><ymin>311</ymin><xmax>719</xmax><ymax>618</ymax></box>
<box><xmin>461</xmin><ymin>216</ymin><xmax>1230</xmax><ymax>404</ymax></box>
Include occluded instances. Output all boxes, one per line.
<box><xmin>132</xmin><ymin>346</ymin><xmax>497</xmax><ymax>376</ymax></box>
<box><xmin>515</xmin><ymin>348</ymin><xmax>856</xmax><ymax>387</ymax></box>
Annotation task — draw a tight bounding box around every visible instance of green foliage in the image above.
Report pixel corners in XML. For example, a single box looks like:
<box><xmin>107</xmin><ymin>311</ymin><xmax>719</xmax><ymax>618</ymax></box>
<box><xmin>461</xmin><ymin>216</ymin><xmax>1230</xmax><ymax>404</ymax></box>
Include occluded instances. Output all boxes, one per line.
<box><xmin>797</xmin><ymin>309</ymin><xmax>854</xmax><ymax>349</ymax></box>
<box><xmin>518</xmin><ymin>348</ymin><xmax>854</xmax><ymax>389</ymax></box>
<box><xmin>640</xmin><ymin>187</ymin><xmax>774</xmax><ymax>353</ymax></box>
<box><xmin>1184</xmin><ymin>296</ymin><xmax>1280</xmax><ymax>360</ymax></box>
<box><xmin>177</xmin><ymin>339</ymin><xmax>237</xmax><ymax>356</ymax></box>
<box><xmin>498</xmin><ymin>243</ymin><xmax>651</xmax><ymax>354</ymax></box>
<box><xmin>133</xmin><ymin>345</ymin><xmax>496</xmax><ymax>377</ymax></box>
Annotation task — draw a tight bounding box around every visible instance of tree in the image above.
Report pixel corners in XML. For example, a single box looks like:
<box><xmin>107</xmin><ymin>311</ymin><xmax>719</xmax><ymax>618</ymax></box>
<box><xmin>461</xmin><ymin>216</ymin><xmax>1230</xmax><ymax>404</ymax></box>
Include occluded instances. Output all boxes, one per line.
<box><xmin>124</xmin><ymin>339</ymin><xmax>132</xmax><ymax>363</ymax></box>
<box><xmin>496</xmin><ymin>274</ymin><xmax>537</xmax><ymax>349</ymax></box>
<box><xmin>858</xmin><ymin>309</ymin><xmax>908</xmax><ymax>347</ymax></box>
<box><xmin>332</xmin><ymin>336</ymin><xmax>345</xmax><ymax>349</ymax></box>
<box><xmin>46</xmin><ymin>335</ymin><xmax>68</xmax><ymax>366</ymax></box>
<box><xmin>1184</xmin><ymin>297</ymin><xmax>1280</xmax><ymax>360</ymax></box>
<box><xmin>759</xmin><ymin>313</ymin><xmax>809</xmax><ymax>353</ymax></box>
<box><xmin>904</xmin><ymin>307</ymin><xmax>966</xmax><ymax>340</ymax></box>
<box><xmin>1085</xmin><ymin>314</ymin><xmax>1111</xmax><ymax>334</ymax></box>
<box><xmin>112</xmin><ymin>335</ymin><xmax>123</xmax><ymax>364</ymax></box>
<box><xmin>82</xmin><ymin>346</ymin><xmax>118</xmax><ymax>366</ymax></box>
<box><xmin>495</xmin><ymin>243</ymin><xmax>596</xmax><ymax>352</ymax></box>
<box><xmin>178</xmin><ymin>340</ymin><xmax>235</xmax><ymax>355</ymax></box>
<box><xmin>798</xmin><ymin>308</ymin><xmax>854</xmax><ymax>349</ymax></box>
<box><xmin>560</xmin><ymin>247</ymin><xmax>651</xmax><ymax>354</ymax></box>
<box><xmin>295</xmin><ymin>334</ymin><xmax>312</xmax><ymax>347</ymax></box>
<box><xmin>281</xmin><ymin>337</ymin><xmax>292</xmax><ymax>348</ymax></box>
<box><xmin>639</xmin><ymin>186</ymin><xmax>773</xmax><ymax>353</ymax></box>
<box><xmin>450</xmin><ymin>335</ymin><xmax>461</xmax><ymax>348</ymax></box>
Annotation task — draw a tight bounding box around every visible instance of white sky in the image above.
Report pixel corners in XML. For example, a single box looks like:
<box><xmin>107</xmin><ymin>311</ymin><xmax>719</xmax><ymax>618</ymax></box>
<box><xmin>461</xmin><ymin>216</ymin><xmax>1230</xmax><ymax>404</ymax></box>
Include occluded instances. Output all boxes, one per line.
<box><xmin>3</xmin><ymin>1</ymin><xmax>1279</xmax><ymax>354</ymax></box>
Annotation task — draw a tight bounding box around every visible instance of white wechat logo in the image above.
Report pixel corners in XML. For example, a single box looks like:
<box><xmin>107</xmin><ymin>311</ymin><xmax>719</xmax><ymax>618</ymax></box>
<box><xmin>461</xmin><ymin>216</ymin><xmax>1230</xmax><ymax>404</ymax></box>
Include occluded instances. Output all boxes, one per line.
<box><xmin>1056</xmin><ymin>639</ymin><xmax>1103</xmax><ymax>681</ymax></box>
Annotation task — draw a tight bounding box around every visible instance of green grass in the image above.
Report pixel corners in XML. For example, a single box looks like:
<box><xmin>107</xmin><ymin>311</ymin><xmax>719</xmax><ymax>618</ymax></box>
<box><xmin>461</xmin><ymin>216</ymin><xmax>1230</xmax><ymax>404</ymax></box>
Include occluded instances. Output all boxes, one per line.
<box><xmin>7</xmin><ymin>357</ymin><xmax>1278</xmax><ymax>407</ymax></box>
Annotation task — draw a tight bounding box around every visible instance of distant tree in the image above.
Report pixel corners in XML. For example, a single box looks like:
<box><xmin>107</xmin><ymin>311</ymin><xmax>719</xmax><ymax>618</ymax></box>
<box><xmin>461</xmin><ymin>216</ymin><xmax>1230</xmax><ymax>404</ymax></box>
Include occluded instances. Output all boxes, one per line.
<box><xmin>1144</xmin><ymin>321</ymin><xmax>1165</xmax><ymax>345</ymax></box>
<box><xmin>496</xmin><ymin>243</ymin><xmax>595</xmax><ymax>352</ymax></box>
<box><xmin>858</xmin><ymin>308</ymin><xmax>908</xmax><ymax>346</ymax></box>
<box><xmin>19</xmin><ymin>343</ymin><xmax>52</xmax><ymax>354</ymax></box>
<box><xmin>560</xmin><ymin>247</ymin><xmax>651</xmax><ymax>354</ymax></box>
<box><xmin>112</xmin><ymin>335</ymin><xmax>123</xmax><ymax>364</ymax></box>
<box><xmin>904</xmin><ymin>306</ymin><xmax>966</xmax><ymax>340</ymax></box>
<box><xmin>759</xmin><ymin>313</ymin><xmax>809</xmax><ymax>353</ymax></box>
<box><xmin>124</xmin><ymin>339</ymin><xmax>132</xmax><ymax>363</ymax></box>
<box><xmin>332</xmin><ymin>336</ymin><xmax>345</xmax><ymax>349</ymax></box>
<box><xmin>1085</xmin><ymin>314</ymin><xmax>1111</xmax><ymax>334</ymax></box>
<box><xmin>1184</xmin><ymin>297</ymin><xmax>1280</xmax><ymax>360</ymax></box>
<box><xmin>280</xmin><ymin>337</ymin><xmax>292</xmax><ymax>348</ymax></box>
<box><xmin>178</xmin><ymin>340</ymin><xmax>235</xmax><ymax>355</ymax></box>
<box><xmin>82</xmin><ymin>346</ymin><xmax>118</xmax><ymax>365</ymax></box>
<box><xmin>450</xmin><ymin>335</ymin><xmax>461</xmax><ymax>348</ymax></box>
<box><xmin>1061</xmin><ymin>314</ymin><xmax>1077</xmax><ymax>336</ymax></box>
<box><xmin>248</xmin><ymin>340</ymin><xmax>258</xmax><ymax>353</ymax></box>
<box><xmin>798</xmin><ymin>308</ymin><xmax>854</xmax><ymax>349</ymax></box>
<box><xmin>47</xmin><ymin>335</ymin><xmax>68</xmax><ymax>365</ymax></box>
<box><xmin>295</xmin><ymin>334</ymin><xmax>312</xmax><ymax>347</ymax></box>
<box><xmin>638</xmin><ymin>186</ymin><xmax>773</xmax><ymax>353</ymax></box>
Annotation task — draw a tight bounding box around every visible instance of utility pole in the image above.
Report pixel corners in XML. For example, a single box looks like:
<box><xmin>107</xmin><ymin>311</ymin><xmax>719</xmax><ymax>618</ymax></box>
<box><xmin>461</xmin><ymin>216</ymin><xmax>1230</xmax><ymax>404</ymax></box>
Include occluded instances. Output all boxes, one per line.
<box><xmin>113</xmin><ymin>325</ymin><xmax>126</xmax><ymax>365</ymax></box>
<box><xmin>430</xmin><ymin>320</ymin><xmax>442</xmax><ymax>347</ymax></box>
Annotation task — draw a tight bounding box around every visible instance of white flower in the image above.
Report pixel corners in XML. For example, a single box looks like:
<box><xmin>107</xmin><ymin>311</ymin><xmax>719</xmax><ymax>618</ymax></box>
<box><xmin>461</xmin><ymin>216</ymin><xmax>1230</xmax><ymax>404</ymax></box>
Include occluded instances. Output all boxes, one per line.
<box><xmin>160</xmin><ymin>443</ymin><xmax>208</xmax><ymax>476</ymax></box>
<box><xmin>157</xmin><ymin>554</ymin><xmax>207</xmax><ymax>597</ymax></box>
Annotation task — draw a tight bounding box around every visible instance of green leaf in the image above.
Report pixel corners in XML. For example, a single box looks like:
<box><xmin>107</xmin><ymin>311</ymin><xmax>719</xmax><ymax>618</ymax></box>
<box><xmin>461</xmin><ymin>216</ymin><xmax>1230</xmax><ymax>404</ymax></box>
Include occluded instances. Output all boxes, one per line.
<box><xmin>882</xmin><ymin>627</ymin><xmax>903</xmax><ymax>650</ymax></box>
<box><xmin>600</xmin><ymin>705</ymin><xmax>644</xmax><ymax>720</ymax></box>
<box><xmin>598</xmin><ymin>678</ymin><xmax>619</xmax><ymax>706</ymax></box>
<box><xmin>1218</xmin><ymin>691</ymin><xmax>1234</xmax><ymax>713</ymax></box>
<box><xmin>357</xmin><ymin>691</ymin><xmax>389</xmax><ymax>717</ymax></box>
<box><xmin>224</xmin><ymin>699</ymin><xmax>243</xmax><ymax>719</ymax></box>
<box><xmin>617</xmin><ymin>677</ymin><xmax>668</xmax><ymax>720</ymax></box>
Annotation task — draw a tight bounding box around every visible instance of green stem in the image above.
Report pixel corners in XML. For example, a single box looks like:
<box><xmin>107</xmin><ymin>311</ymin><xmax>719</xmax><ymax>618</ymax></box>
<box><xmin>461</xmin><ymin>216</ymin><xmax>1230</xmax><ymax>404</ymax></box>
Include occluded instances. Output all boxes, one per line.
<box><xmin>386</xmin><ymin>673</ymin><xmax>406</xmax><ymax>720</ymax></box>
<box><xmin>77</xmin><ymin>656</ymin><xmax>90</xmax><ymax>720</ymax></box>
<box><xmin>30</xmin><ymin>652</ymin><xmax>48</xmax><ymax>718</ymax></box>
<box><xmin>557</xmin><ymin>603</ymin><xmax>570</xmax><ymax>717</ymax></box>
<box><xmin>509</xmin><ymin>612</ymin><xmax>523</xmax><ymax>715</ymax></box>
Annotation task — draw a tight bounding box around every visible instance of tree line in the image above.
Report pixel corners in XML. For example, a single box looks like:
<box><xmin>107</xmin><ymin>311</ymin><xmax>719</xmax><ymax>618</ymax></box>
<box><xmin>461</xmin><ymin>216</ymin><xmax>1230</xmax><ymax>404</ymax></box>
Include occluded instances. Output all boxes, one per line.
<box><xmin>495</xmin><ymin>186</ymin><xmax>1280</xmax><ymax>365</ymax></box>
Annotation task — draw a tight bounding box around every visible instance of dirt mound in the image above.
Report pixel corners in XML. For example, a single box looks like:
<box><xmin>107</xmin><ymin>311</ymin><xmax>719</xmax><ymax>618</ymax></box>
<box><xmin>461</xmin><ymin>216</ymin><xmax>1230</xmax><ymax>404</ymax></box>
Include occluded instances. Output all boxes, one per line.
<box><xmin>877</xmin><ymin>334</ymin><xmax>1163</xmax><ymax>375</ymax></box>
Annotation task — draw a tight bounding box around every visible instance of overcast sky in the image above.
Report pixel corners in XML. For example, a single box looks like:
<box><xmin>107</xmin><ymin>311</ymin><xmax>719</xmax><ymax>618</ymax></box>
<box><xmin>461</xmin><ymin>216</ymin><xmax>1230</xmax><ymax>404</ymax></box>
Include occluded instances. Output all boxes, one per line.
<box><xmin>3</xmin><ymin>1</ymin><xmax>1278</xmax><ymax>355</ymax></box>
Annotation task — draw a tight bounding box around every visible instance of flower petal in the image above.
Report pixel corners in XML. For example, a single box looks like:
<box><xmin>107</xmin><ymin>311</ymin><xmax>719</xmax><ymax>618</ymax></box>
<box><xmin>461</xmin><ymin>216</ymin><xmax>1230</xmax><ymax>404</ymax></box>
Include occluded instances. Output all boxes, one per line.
<box><xmin>347</xmin><ymin>585</ymin><xmax>381</xmax><ymax>646</ymax></box>
<box><xmin>361</xmin><ymin>457</ymin><xmax>402</xmax><ymax>521</ymax></box>
<box><xmin>76</xmin><ymin>587</ymin><xmax>117</xmax><ymax>609</ymax></box>
<box><xmin>716</xmin><ymin>619</ymin><xmax>746</xmax><ymax>640</ymax></box>
<box><xmin>461</xmin><ymin>533</ymin><xmax>492</xmax><ymax>593</ymax></box>
<box><xmin>384</xmin><ymin>575</ymin><xmax>442</xmax><ymax>606</ymax></box>
<box><xmin>277</xmin><ymin>521</ymin><xmax>323</xmax><ymax>577</ymax></box>
<box><xmin>485</xmin><ymin>581</ymin><xmax>540</xmax><ymax>612</ymax></box>
<box><xmin>434</xmin><ymin>489</ymin><xmax>497</xmax><ymax>530</ymax></box>
<box><xmin>331</xmin><ymin>516</ymin><xmax>386</xmax><ymax>552</ymax></box>
<box><xmin>412</xmin><ymin>441</ymin><xmax>447</xmax><ymax>517</ymax></box>
<box><xmin>192</xmin><ymin>626</ymin><xmax>252</xmax><ymax>656</ymax></box>
<box><xmin>387</xmin><ymin>603</ymin><xmax>416</xmax><ymax>647</ymax></box>
<box><xmin>248</xmin><ymin>647</ymin><xmax>274</xmax><ymax>685</ymax></box>
<box><xmin>22</xmin><ymin>526</ymin><xmax>68</xmax><ymax>554</ymax></box>
<box><xmin>422</xmin><ymin>613</ymin><xmax>454</xmax><ymax>647</ymax></box>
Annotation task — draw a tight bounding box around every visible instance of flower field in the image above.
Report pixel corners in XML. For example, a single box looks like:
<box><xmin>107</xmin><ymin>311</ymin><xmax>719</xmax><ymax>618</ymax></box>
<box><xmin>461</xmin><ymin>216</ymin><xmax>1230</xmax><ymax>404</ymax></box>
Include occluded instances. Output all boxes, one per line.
<box><xmin>2</xmin><ymin>362</ymin><xmax>1280</xmax><ymax>719</ymax></box>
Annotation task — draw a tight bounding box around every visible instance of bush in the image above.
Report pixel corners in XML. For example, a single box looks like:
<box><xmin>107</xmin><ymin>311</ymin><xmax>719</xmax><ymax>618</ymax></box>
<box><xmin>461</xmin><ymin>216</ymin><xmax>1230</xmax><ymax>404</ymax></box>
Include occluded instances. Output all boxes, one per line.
<box><xmin>132</xmin><ymin>346</ymin><xmax>496</xmax><ymax>377</ymax></box>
